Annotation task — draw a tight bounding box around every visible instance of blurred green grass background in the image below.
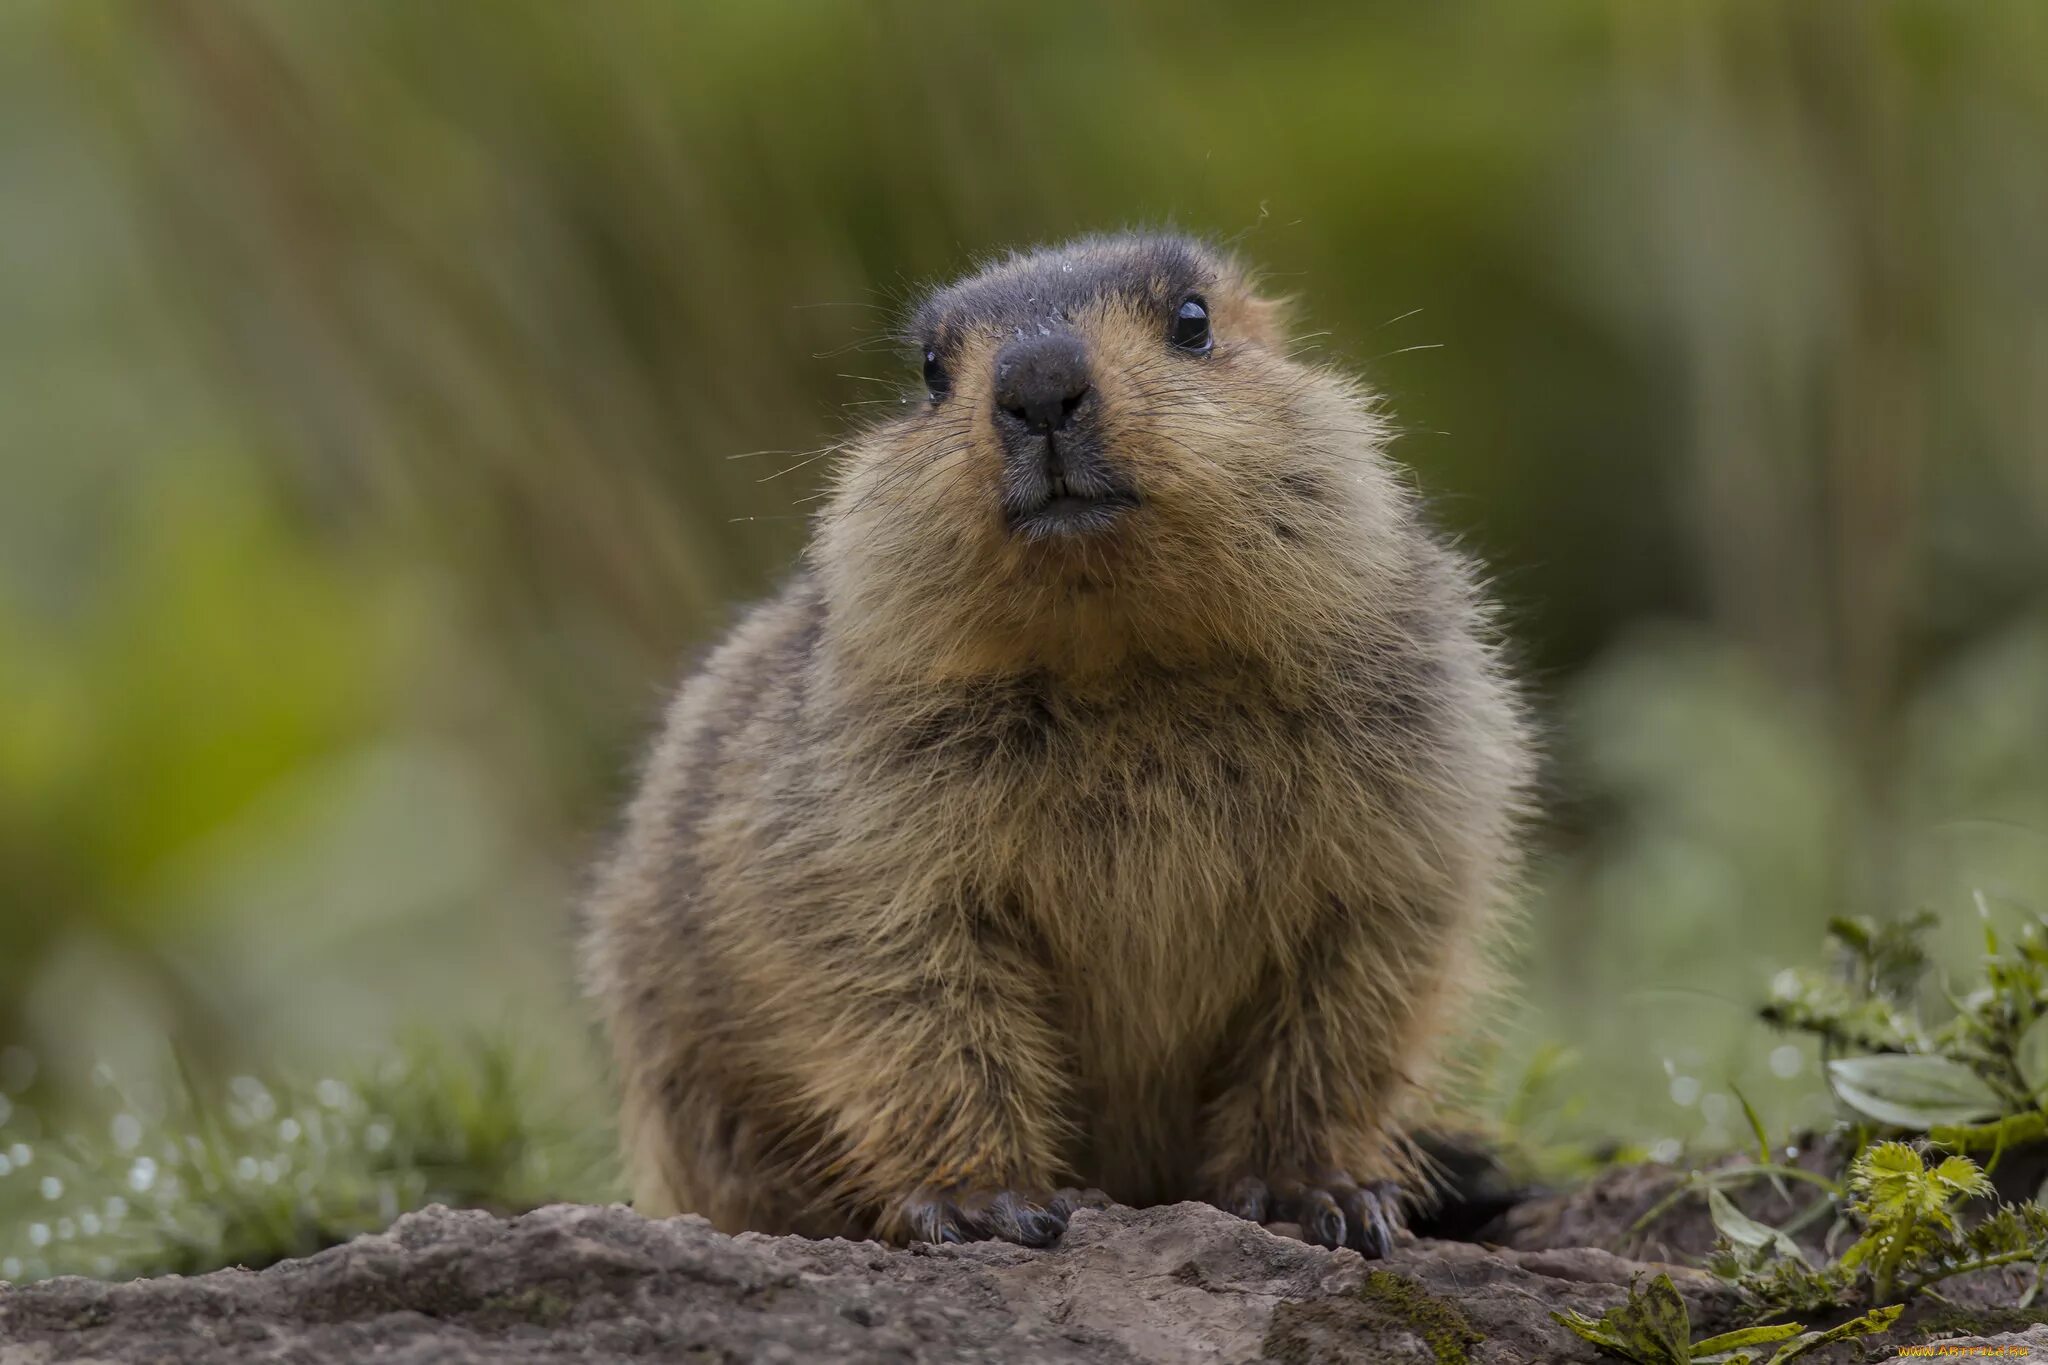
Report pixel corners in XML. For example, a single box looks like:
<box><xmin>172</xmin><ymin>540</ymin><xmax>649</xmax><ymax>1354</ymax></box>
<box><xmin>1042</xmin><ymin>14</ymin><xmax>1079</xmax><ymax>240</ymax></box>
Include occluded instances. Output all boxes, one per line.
<box><xmin>2</xmin><ymin>0</ymin><xmax>2045</xmax><ymax>1217</ymax></box>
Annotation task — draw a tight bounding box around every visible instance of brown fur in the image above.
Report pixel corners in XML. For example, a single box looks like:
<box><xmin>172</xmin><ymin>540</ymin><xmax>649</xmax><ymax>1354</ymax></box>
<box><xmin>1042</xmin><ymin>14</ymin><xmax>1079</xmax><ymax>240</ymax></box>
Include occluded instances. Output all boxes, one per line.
<box><xmin>580</xmin><ymin>234</ymin><xmax>1533</xmax><ymax>1248</ymax></box>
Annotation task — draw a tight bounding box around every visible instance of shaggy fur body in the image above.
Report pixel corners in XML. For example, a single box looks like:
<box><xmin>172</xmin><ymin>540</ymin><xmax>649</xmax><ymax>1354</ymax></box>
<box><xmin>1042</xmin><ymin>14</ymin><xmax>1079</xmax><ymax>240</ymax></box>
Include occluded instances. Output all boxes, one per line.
<box><xmin>582</xmin><ymin>234</ymin><xmax>1532</xmax><ymax>1251</ymax></box>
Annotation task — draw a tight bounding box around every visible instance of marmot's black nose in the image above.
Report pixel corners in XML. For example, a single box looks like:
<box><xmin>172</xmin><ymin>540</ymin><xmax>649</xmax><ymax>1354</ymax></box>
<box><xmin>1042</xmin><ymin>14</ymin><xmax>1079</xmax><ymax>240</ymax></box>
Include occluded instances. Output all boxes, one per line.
<box><xmin>993</xmin><ymin>332</ymin><xmax>1092</xmax><ymax>433</ymax></box>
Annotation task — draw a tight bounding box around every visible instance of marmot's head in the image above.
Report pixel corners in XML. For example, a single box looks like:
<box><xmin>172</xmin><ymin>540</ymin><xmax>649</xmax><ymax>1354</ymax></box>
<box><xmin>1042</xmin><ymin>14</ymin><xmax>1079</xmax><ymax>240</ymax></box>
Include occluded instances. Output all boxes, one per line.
<box><xmin>815</xmin><ymin>233</ymin><xmax>1416</xmax><ymax>683</ymax></box>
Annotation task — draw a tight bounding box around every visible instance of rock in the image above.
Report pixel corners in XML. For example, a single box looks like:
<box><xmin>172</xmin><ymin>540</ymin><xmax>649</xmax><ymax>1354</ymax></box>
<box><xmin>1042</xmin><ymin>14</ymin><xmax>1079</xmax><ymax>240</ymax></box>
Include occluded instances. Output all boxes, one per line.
<box><xmin>0</xmin><ymin>1197</ymin><xmax>2038</xmax><ymax>1363</ymax></box>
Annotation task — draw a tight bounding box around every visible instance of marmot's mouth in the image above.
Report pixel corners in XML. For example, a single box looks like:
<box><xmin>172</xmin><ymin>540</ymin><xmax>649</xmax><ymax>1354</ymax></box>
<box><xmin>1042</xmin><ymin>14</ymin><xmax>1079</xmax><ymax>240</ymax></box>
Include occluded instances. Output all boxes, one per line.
<box><xmin>1006</xmin><ymin>484</ymin><xmax>1140</xmax><ymax>542</ymax></box>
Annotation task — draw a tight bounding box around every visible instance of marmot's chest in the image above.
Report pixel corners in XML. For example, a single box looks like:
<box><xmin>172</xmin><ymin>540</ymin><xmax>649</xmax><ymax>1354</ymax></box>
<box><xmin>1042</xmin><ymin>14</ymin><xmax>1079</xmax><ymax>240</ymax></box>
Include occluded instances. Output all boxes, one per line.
<box><xmin>961</xmin><ymin>703</ymin><xmax>1341</xmax><ymax>1066</ymax></box>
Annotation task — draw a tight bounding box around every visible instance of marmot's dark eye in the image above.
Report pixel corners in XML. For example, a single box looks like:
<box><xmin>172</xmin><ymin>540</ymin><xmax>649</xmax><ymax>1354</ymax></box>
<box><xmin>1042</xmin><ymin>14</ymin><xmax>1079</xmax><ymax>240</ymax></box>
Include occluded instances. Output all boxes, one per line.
<box><xmin>1171</xmin><ymin>297</ymin><xmax>1213</xmax><ymax>354</ymax></box>
<box><xmin>922</xmin><ymin>347</ymin><xmax>951</xmax><ymax>401</ymax></box>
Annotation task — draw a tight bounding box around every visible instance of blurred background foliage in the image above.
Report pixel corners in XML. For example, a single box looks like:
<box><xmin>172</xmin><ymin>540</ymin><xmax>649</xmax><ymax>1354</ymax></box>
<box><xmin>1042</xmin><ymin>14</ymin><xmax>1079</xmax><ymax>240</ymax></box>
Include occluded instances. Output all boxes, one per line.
<box><xmin>3</xmin><ymin>0</ymin><xmax>2047</xmax><ymax>1258</ymax></box>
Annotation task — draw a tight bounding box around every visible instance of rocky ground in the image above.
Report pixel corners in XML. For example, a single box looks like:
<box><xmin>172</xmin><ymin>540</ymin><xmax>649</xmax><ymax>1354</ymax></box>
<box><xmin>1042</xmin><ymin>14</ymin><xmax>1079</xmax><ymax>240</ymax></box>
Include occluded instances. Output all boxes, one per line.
<box><xmin>3</xmin><ymin>1165</ymin><xmax>2046</xmax><ymax>1363</ymax></box>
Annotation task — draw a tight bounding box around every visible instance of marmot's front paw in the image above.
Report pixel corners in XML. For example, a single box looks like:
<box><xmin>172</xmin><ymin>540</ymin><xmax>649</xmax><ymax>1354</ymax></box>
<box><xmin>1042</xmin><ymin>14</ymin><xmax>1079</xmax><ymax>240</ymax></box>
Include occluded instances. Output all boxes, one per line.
<box><xmin>889</xmin><ymin>1185</ymin><xmax>1110</xmax><ymax>1247</ymax></box>
<box><xmin>1217</xmin><ymin>1171</ymin><xmax>1403</xmax><ymax>1258</ymax></box>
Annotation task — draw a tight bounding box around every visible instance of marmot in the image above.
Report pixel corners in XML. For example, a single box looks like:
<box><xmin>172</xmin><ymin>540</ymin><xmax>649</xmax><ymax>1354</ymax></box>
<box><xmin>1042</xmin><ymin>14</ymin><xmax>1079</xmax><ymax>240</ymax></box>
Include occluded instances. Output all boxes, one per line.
<box><xmin>581</xmin><ymin>233</ymin><xmax>1532</xmax><ymax>1257</ymax></box>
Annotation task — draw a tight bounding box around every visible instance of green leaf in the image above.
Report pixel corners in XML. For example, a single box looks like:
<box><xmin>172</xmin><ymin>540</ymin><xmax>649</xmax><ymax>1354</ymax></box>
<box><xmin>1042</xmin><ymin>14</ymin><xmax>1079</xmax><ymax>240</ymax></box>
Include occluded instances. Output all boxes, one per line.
<box><xmin>1827</xmin><ymin>1055</ymin><xmax>2004</xmax><ymax>1128</ymax></box>
<box><xmin>1827</xmin><ymin>916</ymin><xmax>1873</xmax><ymax>955</ymax></box>
<box><xmin>1553</xmin><ymin>1309</ymin><xmax>1633</xmax><ymax>1354</ymax></box>
<box><xmin>1732</xmin><ymin>1084</ymin><xmax>1772</xmax><ymax>1168</ymax></box>
<box><xmin>1760</xmin><ymin>1303</ymin><xmax>1902</xmax><ymax>1363</ymax></box>
<box><xmin>1631</xmin><ymin>1275</ymin><xmax>1696</xmax><ymax>1364</ymax></box>
<box><xmin>1848</xmin><ymin>1140</ymin><xmax>1982</xmax><ymax>1235</ymax></box>
<box><xmin>2017</xmin><ymin>1014</ymin><xmax>2048</xmax><ymax>1099</ymax></box>
<box><xmin>1707</xmin><ymin>1188</ymin><xmax>1808</xmax><ymax>1265</ymax></box>
<box><xmin>1552</xmin><ymin>1273</ymin><xmax>1695</xmax><ymax>1364</ymax></box>
<box><xmin>1691</xmin><ymin>1321</ymin><xmax>1803</xmax><ymax>1354</ymax></box>
<box><xmin>1930</xmin><ymin>1154</ymin><xmax>1994</xmax><ymax>1200</ymax></box>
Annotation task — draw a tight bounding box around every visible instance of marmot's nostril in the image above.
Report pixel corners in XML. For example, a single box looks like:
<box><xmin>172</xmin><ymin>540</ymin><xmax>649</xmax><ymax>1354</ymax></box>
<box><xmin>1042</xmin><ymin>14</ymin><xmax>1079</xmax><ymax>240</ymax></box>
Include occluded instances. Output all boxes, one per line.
<box><xmin>1002</xmin><ymin>380</ymin><xmax>1090</xmax><ymax>432</ymax></box>
<box><xmin>994</xmin><ymin>333</ymin><xmax>1092</xmax><ymax>433</ymax></box>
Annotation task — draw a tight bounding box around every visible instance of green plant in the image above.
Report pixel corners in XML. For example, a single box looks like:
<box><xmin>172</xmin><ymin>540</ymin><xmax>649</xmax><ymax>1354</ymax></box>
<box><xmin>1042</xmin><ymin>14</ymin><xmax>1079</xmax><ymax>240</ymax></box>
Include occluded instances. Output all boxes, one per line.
<box><xmin>1605</xmin><ymin>903</ymin><xmax>2048</xmax><ymax>1361</ymax></box>
<box><xmin>1710</xmin><ymin>1142</ymin><xmax>2048</xmax><ymax>1316</ymax></box>
<box><xmin>1765</xmin><ymin>904</ymin><xmax>2048</xmax><ymax>1144</ymax></box>
<box><xmin>1553</xmin><ymin>1273</ymin><xmax>1899</xmax><ymax>1364</ymax></box>
<box><xmin>1636</xmin><ymin>903</ymin><xmax>2048</xmax><ymax>1263</ymax></box>
<box><xmin>0</xmin><ymin>1036</ymin><xmax>615</xmax><ymax>1283</ymax></box>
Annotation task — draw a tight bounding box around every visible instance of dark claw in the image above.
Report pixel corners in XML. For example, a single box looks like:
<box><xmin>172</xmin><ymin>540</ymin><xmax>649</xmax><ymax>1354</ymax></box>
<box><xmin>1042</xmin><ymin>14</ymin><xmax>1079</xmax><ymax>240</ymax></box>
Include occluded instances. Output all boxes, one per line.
<box><xmin>1300</xmin><ymin>1188</ymin><xmax>1346</xmax><ymax>1249</ymax></box>
<box><xmin>899</xmin><ymin>1186</ymin><xmax>1080</xmax><ymax>1248</ymax></box>
<box><xmin>1343</xmin><ymin>1182</ymin><xmax>1401</xmax><ymax>1259</ymax></box>
<box><xmin>981</xmin><ymin>1190</ymin><xmax>1066</xmax><ymax>1247</ymax></box>
<box><xmin>904</xmin><ymin>1192</ymin><xmax>980</xmax><ymax>1244</ymax></box>
<box><xmin>1014</xmin><ymin>1208</ymin><xmax>1065</xmax><ymax>1246</ymax></box>
<box><xmin>1214</xmin><ymin>1171</ymin><xmax>1405</xmax><ymax>1259</ymax></box>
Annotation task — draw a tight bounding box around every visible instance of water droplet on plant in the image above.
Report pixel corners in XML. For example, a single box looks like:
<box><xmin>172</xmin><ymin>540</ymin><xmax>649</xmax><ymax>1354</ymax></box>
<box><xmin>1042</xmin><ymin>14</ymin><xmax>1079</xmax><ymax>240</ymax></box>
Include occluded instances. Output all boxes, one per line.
<box><xmin>230</xmin><ymin>1076</ymin><xmax>277</xmax><ymax>1123</ymax></box>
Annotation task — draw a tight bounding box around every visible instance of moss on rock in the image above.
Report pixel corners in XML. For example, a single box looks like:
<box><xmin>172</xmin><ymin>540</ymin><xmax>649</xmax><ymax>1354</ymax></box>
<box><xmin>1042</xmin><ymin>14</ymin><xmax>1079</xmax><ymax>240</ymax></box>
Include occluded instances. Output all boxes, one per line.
<box><xmin>1263</xmin><ymin>1269</ymin><xmax>1484</xmax><ymax>1364</ymax></box>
